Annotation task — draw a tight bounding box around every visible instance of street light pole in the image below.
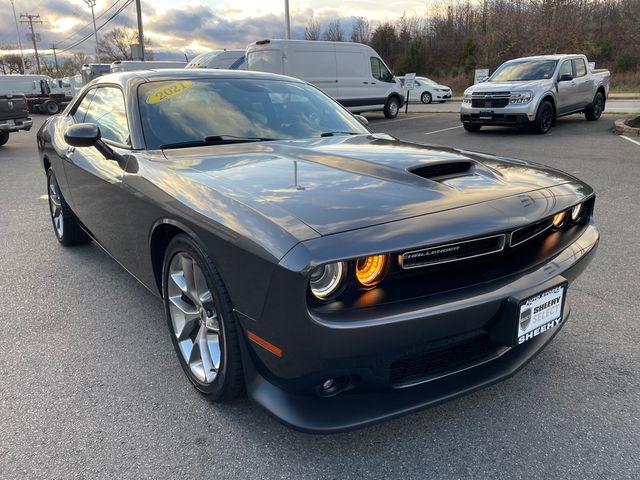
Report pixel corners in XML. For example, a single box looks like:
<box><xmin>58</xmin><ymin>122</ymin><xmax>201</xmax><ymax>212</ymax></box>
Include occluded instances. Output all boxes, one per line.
<box><xmin>284</xmin><ymin>0</ymin><xmax>290</xmax><ymax>39</ymax></box>
<box><xmin>84</xmin><ymin>0</ymin><xmax>100</xmax><ymax>62</ymax></box>
<box><xmin>9</xmin><ymin>0</ymin><xmax>26</xmax><ymax>73</ymax></box>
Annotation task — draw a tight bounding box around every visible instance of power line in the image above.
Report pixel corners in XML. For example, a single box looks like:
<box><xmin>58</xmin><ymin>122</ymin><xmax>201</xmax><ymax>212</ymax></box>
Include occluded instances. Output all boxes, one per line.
<box><xmin>57</xmin><ymin>0</ymin><xmax>134</xmax><ymax>54</ymax></box>
<box><xmin>56</xmin><ymin>0</ymin><xmax>127</xmax><ymax>49</ymax></box>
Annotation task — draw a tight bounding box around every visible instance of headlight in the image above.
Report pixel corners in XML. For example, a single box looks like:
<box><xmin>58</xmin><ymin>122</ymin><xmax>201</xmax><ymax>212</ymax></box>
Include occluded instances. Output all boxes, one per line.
<box><xmin>552</xmin><ymin>211</ymin><xmax>568</xmax><ymax>228</ymax></box>
<box><xmin>571</xmin><ymin>203</ymin><xmax>584</xmax><ymax>222</ymax></box>
<box><xmin>355</xmin><ymin>255</ymin><xmax>389</xmax><ymax>288</ymax></box>
<box><xmin>463</xmin><ymin>93</ymin><xmax>472</xmax><ymax>104</ymax></box>
<box><xmin>509</xmin><ymin>91</ymin><xmax>533</xmax><ymax>104</ymax></box>
<box><xmin>309</xmin><ymin>262</ymin><xmax>346</xmax><ymax>300</ymax></box>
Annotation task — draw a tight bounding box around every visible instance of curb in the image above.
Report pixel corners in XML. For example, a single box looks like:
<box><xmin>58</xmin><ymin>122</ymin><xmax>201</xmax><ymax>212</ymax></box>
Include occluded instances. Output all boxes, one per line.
<box><xmin>614</xmin><ymin>117</ymin><xmax>640</xmax><ymax>136</ymax></box>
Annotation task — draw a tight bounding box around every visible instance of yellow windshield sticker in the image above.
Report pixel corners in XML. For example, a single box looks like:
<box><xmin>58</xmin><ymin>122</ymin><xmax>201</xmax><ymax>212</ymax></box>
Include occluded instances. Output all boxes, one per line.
<box><xmin>146</xmin><ymin>81</ymin><xmax>193</xmax><ymax>104</ymax></box>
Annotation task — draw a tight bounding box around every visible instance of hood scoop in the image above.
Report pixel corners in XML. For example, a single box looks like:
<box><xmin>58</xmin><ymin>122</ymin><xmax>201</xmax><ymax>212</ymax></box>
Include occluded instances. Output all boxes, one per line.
<box><xmin>409</xmin><ymin>161</ymin><xmax>476</xmax><ymax>182</ymax></box>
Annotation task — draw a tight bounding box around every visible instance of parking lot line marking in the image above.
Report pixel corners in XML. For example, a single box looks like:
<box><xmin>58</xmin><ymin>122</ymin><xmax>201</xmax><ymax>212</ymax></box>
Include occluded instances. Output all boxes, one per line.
<box><xmin>373</xmin><ymin>114</ymin><xmax>434</xmax><ymax>125</ymax></box>
<box><xmin>620</xmin><ymin>135</ymin><xmax>640</xmax><ymax>147</ymax></box>
<box><xmin>424</xmin><ymin>125</ymin><xmax>463</xmax><ymax>135</ymax></box>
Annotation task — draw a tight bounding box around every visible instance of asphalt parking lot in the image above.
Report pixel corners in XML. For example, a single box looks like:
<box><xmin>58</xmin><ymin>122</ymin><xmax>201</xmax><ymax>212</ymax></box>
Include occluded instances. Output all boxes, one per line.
<box><xmin>1</xmin><ymin>113</ymin><xmax>639</xmax><ymax>479</ymax></box>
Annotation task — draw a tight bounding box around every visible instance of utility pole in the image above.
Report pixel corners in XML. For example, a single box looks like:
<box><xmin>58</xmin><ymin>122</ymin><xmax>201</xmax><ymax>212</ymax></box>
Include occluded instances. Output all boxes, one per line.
<box><xmin>20</xmin><ymin>13</ymin><xmax>42</xmax><ymax>74</ymax></box>
<box><xmin>135</xmin><ymin>0</ymin><xmax>145</xmax><ymax>61</ymax></box>
<box><xmin>51</xmin><ymin>44</ymin><xmax>60</xmax><ymax>76</ymax></box>
<box><xmin>284</xmin><ymin>0</ymin><xmax>291</xmax><ymax>39</ymax></box>
<box><xmin>83</xmin><ymin>0</ymin><xmax>100</xmax><ymax>62</ymax></box>
<box><xmin>9</xmin><ymin>0</ymin><xmax>26</xmax><ymax>73</ymax></box>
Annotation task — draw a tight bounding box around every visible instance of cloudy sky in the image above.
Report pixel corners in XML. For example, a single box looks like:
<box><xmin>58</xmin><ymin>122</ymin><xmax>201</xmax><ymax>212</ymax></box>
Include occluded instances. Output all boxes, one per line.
<box><xmin>1</xmin><ymin>0</ymin><xmax>430</xmax><ymax>59</ymax></box>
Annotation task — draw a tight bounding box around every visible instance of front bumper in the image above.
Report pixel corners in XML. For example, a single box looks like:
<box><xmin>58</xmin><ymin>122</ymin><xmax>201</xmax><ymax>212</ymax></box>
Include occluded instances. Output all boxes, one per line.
<box><xmin>239</xmin><ymin>223</ymin><xmax>599</xmax><ymax>432</ymax></box>
<box><xmin>0</xmin><ymin>117</ymin><xmax>33</xmax><ymax>132</ymax></box>
<box><xmin>460</xmin><ymin>102</ymin><xmax>536</xmax><ymax>126</ymax></box>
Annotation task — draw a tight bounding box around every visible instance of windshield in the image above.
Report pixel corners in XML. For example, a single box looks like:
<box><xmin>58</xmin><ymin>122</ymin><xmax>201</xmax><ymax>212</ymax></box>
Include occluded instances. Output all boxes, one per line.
<box><xmin>138</xmin><ymin>78</ymin><xmax>368</xmax><ymax>149</ymax></box>
<box><xmin>489</xmin><ymin>60</ymin><xmax>558</xmax><ymax>82</ymax></box>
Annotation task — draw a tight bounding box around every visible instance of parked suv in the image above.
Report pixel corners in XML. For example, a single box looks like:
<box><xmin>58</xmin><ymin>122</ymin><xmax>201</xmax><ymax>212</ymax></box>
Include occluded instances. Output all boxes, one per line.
<box><xmin>460</xmin><ymin>54</ymin><xmax>610</xmax><ymax>133</ymax></box>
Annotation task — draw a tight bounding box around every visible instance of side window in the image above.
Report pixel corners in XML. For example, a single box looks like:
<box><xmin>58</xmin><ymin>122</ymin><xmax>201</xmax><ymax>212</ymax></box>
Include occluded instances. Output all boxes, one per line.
<box><xmin>73</xmin><ymin>90</ymin><xmax>96</xmax><ymax>123</ymax></box>
<box><xmin>370</xmin><ymin>57</ymin><xmax>394</xmax><ymax>83</ymax></box>
<box><xmin>84</xmin><ymin>87</ymin><xmax>130</xmax><ymax>145</ymax></box>
<box><xmin>559</xmin><ymin>60</ymin><xmax>573</xmax><ymax>78</ymax></box>
<box><xmin>573</xmin><ymin>59</ymin><xmax>587</xmax><ymax>77</ymax></box>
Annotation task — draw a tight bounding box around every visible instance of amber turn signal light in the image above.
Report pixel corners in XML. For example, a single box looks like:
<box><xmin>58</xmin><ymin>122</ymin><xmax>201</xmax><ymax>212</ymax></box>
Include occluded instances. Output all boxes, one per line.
<box><xmin>355</xmin><ymin>254</ymin><xmax>389</xmax><ymax>287</ymax></box>
<box><xmin>552</xmin><ymin>211</ymin><xmax>568</xmax><ymax>229</ymax></box>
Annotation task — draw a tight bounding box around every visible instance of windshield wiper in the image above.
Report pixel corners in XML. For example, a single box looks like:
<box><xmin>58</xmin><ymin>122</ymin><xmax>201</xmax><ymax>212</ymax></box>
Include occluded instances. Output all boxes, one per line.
<box><xmin>319</xmin><ymin>131</ymin><xmax>360</xmax><ymax>137</ymax></box>
<box><xmin>158</xmin><ymin>135</ymin><xmax>277</xmax><ymax>150</ymax></box>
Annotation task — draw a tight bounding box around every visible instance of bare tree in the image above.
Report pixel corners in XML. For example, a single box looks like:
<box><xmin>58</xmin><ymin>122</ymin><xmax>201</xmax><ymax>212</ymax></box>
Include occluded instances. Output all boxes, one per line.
<box><xmin>98</xmin><ymin>27</ymin><xmax>154</xmax><ymax>61</ymax></box>
<box><xmin>350</xmin><ymin>17</ymin><xmax>371</xmax><ymax>44</ymax></box>
<box><xmin>0</xmin><ymin>45</ymin><xmax>33</xmax><ymax>74</ymax></box>
<box><xmin>322</xmin><ymin>19</ymin><xmax>345</xmax><ymax>42</ymax></box>
<box><xmin>305</xmin><ymin>17</ymin><xmax>321</xmax><ymax>40</ymax></box>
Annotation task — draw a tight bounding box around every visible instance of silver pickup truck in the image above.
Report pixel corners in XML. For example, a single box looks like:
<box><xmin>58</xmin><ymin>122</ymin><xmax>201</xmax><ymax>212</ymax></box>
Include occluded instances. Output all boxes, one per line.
<box><xmin>461</xmin><ymin>54</ymin><xmax>610</xmax><ymax>134</ymax></box>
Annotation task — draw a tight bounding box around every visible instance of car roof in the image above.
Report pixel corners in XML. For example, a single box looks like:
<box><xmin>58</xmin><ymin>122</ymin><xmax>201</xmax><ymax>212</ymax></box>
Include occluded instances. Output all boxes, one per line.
<box><xmin>90</xmin><ymin>68</ymin><xmax>305</xmax><ymax>89</ymax></box>
<box><xmin>506</xmin><ymin>54</ymin><xmax>582</xmax><ymax>62</ymax></box>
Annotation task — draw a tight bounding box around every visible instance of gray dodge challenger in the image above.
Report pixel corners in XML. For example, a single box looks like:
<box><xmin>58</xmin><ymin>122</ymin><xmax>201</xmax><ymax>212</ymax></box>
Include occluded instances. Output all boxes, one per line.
<box><xmin>37</xmin><ymin>70</ymin><xmax>599</xmax><ymax>432</ymax></box>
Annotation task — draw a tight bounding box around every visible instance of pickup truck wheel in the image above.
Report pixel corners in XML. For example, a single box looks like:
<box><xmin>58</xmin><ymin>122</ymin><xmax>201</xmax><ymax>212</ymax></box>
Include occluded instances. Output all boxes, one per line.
<box><xmin>47</xmin><ymin>169</ymin><xmax>90</xmax><ymax>246</ymax></box>
<box><xmin>42</xmin><ymin>100</ymin><xmax>60</xmax><ymax>115</ymax></box>
<box><xmin>384</xmin><ymin>97</ymin><xmax>400</xmax><ymax>119</ymax></box>
<box><xmin>585</xmin><ymin>92</ymin><xmax>604</xmax><ymax>121</ymax></box>
<box><xmin>463</xmin><ymin>124</ymin><xmax>481</xmax><ymax>132</ymax></box>
<box><xmin>0</xmin><ymin>131</ymin><xmax>9</xmax><ymax>146</ymax></box>
<box><xmin>533</xmin><ymin>100</ymin><xmax>554</xmax><ymax>134</ymax></box>
<box><xmin>421</xmin><ymin>92</ymin><xmax>432</xmax><ymax>104</ymax></box>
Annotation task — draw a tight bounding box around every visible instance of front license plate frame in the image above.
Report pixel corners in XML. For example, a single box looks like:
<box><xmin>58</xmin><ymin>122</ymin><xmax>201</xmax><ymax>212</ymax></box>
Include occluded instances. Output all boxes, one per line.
<box><xmin>516</xmin><ymin>283</ymin><xmax>567</xmax><ymax>345</ymax></box>
<box><xmin>479</xmin><ymin>110</ymin><xmax>493</xmax><ymax>120</ymax></box>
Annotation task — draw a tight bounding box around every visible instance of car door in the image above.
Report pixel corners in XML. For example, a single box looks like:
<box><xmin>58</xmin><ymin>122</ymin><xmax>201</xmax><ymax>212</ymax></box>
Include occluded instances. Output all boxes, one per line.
<box><xmin>336</xmin><ymin>50</ymin><xmax>368</xmax><ymax>104</ymax></box>
<box><xmin>62</xmin><ymin>85</ymin><xmax>132</xmax><ymax>254</ymax></box>
<box><xmin>556</xmin><ymin>59</ymin><xmax>578</xmax><ymax>114</ymax></box>
<box><xmin>572</xmin><ymin>58</ymin><xmax>593</xmax><ymax>108</ymax></box>
<box><xmin>368</xmin><ymin>57</ymin><xmax>396</xmax><ymax>107</ymax></box>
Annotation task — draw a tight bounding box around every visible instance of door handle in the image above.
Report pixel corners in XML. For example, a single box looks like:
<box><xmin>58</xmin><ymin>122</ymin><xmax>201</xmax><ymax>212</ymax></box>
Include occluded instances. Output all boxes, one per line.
<box><xmin>67</xmin><ymin>146</ymin><xmax>75</xmax><ymax>154</ymax></box>
<box><xmin>363</xmin><ymin>81</ymin><xmax>369</xmax><ymax>84</ymax></box>
<box><xmin>371</xmin><ymin>82</ymin><xmax>377</xmax><ymax>85</ymax></box>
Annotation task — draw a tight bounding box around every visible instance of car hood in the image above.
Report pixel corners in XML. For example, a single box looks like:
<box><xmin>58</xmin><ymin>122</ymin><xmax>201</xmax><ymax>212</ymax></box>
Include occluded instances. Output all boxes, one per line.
<box><xmin>468</xmin><ymin>79</ymin><xmax>553</xmax><ymax>92</ymax></box>
<box><xmin>160</xmin><ymin>134</ymin><xmax>580</xmax><ymax>236</ymax></box>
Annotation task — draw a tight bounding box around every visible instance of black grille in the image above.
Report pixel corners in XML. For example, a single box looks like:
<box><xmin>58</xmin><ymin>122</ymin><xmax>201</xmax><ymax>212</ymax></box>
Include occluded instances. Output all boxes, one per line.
<box><xmin>510</xmin><ymin>218</ymin><xmax>553</xmax><ymax>247</ymax></box>
<box><xmin>409</xmin><ymin>161</ymin><xmax>474</xmax><ymax>180</ymax></box>
<box><xmin>390</xmin><ymin>335</ymin><xmax>497</xmax><ymax>386</ymax></box>
<box><xmin>472</xmin><ymin>98</ymin><xmax>510</xmax><ymax>108</ymax></box>
<box><xmin>400</xmin><ymin>234</ymin><xmax>505</xmax><ymax>269</ymax></box>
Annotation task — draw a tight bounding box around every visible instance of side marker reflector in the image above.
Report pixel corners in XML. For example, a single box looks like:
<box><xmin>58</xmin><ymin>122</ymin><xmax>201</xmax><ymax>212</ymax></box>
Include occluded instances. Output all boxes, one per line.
<box><xmin>247</xmin><ymin>331</ymin><xmax>283</xmax><ymax>358</ymax></box>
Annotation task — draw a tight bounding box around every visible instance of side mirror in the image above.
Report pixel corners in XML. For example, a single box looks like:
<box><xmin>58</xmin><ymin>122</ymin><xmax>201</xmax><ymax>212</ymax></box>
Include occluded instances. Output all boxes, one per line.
<box><xmin>64</xmin><ymin>123</ymin><xmax>116</xmax><ymax>160</ymax></box>
<box><xmin>65</xmin><ymin>123</ymin><xmax>100</xmax><ymax>147</ymax></box>
<box><xmin>354</xmin><ymin>114</ymin><xmax>369</xmax><ymax>126</ymax></box>
<box><xmin>559</xmin><ymin>73</ymin><xmax>573</xmax><ymax>82</ymax></box>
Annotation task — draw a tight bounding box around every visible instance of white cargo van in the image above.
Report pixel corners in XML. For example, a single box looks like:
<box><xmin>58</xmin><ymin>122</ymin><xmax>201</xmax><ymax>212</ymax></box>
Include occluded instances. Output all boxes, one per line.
<box><xmin>245</xmin><ymin>39</ymin><xmax>404</xmax><ymax>118</ymax></box>
<box><xmin>185</xmin><ymin>50</ymin><xmax>246</xmax><ymax>69</ymax></box>
<box><xmin>110</xmin><ymin>60</ymin><xmax>187</xmax><ymax>73</ymax></box>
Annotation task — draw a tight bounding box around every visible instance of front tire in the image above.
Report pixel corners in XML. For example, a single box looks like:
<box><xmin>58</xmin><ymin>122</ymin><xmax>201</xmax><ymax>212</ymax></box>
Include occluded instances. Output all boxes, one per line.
<box><xmin>42</xmin><ymin>100</ymin><xmax>60</xmax><ymax>115</ymax></box>
<box><xmin>463</xmin><ymin>124</ymin><xmax>482</xmax><ymax>132</ymax></box>
<box><xmin>533</xmin><ymin>100</ymin><xmax>554</xmax><ymax>134</ymax></box>
<box><xmin>162</xmin><ymin>234</ymin><xmax>244</xmax><ymax>401</ymax></box>
<box><xmin>46</xmin><ymin>169</ymin><xmax>90</xmax><ymax>246</ymax></box>
<box><xmin>585</xmin><ymin>92</ymin><xmax>604</xmax><ymax>121</ymax></box>
<box><xmin>421</xmin><ymin>92</ymin><xmax>432</xmax><ymax>104</ymax></box>
<box><xmin>0</xmin><ymin>131</ymin><xmax>9</xmax><ymax>146</ymax></box>
<box><xmin>384</xmin><ymin>97</ymin><xmax>400</xmax><ymax>119</ymax></box>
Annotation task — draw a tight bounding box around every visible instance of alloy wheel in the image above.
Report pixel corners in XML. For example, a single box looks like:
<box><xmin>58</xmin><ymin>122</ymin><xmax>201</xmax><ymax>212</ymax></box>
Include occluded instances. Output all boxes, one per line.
<box><xmin>48</xmin><ymin>176</ymin><xmax>64</xmax><ymax>239</ymax></box>
<box><xmin>167</xmin><ymin>252</ymin><xmax>222</xmax><ymax>384</ymax></box>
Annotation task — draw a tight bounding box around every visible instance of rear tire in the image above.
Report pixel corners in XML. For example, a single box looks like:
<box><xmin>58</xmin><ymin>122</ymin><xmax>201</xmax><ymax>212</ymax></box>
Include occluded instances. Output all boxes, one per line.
<box><xmin>384</xmin><ymin>97</ymin><xmax>400</xmax><ymax>119</ymax></box>
<box><xmin>533</xmin><ymin>100</ymin><xmax>554</xmax><ymax>134</ymax></box>
<box><xmin>421</xmin><ymin>92</ymin><xmax>432</xmax><ymax>104</ymax></box>
<box><xmin>46</xmin><ymin>169</ymin><xmax>90</xmax><ymax>246</ymax></box>
<box><xmin>463</xmin><ymin>124</ymin><xmax>481</xmax><ymax>132</ymax></box>
<box><xmin>585</xmin><ymin>92</ymin><xmax>604</xmax><ymax>121</ymax></box>
<box><xmin>162</xmin><ymin>234</ymin><xmax>244</xmax><ymax>401</ymax></box>
<box><xmin>42</xmin><ymin>100</ymin><xmax>60</xmax><ymax>115</ymax></box>
<box><xmin>0</xmin><ymin>131</ymin><xmax>9</xmax><ymax>146</ymax></box>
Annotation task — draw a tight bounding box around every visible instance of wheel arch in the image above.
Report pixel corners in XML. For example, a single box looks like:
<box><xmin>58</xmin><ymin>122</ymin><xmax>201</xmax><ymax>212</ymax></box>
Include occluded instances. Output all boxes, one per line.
<box><xmin>43</xmin><ymin>155</ymin><xmax>51</xmax><ymax>172</ymax></box>
<box><xmin>149</xmin><ymin>219</ymin><xmax>204</xmax><ymax>295</ymax></box>
<box><xmin>596</xmin><ymin>86</ymin><xmax>606</xmax><ymax>104</ymax></box>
